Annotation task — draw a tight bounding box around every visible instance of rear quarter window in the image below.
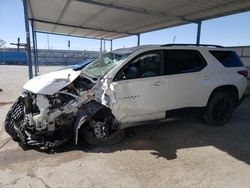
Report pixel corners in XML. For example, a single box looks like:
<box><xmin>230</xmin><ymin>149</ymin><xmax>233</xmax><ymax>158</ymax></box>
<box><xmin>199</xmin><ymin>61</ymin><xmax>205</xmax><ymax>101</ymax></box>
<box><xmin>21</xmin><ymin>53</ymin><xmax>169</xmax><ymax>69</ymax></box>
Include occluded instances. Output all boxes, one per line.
<box><xmin>210</xmin><ymin>50</ymin><xmax>244</xmax><ymax>67</ymax></box>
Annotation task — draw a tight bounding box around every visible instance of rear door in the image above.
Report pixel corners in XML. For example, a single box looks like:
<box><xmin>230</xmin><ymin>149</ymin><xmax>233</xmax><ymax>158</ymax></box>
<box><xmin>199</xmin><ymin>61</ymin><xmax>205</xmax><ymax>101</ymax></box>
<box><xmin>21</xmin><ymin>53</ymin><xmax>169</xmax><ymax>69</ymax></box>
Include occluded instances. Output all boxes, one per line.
<box><xmin>163</xmin><ymin>49</ymin><xmax>208</xmax><ymax>109</ymax></box>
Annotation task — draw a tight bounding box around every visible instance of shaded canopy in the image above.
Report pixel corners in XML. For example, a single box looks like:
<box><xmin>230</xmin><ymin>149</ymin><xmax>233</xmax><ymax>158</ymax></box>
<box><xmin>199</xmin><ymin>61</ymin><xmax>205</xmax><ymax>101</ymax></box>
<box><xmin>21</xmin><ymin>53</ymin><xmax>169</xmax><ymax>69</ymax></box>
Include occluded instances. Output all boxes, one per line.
<box><xmin>28</xmin><ymin>0</ymin><xmax>250</xmax><ymax>40</ymax></box>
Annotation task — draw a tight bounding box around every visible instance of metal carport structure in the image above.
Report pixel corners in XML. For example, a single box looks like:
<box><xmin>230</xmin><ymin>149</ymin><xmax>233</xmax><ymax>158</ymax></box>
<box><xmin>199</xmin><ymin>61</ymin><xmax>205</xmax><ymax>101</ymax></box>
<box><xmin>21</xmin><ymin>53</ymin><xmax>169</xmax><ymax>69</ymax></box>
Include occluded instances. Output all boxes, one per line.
<box><xmin>23</xmin><ymin>0</ymin><xmax>250</xmax><ymax>79</ymax></box>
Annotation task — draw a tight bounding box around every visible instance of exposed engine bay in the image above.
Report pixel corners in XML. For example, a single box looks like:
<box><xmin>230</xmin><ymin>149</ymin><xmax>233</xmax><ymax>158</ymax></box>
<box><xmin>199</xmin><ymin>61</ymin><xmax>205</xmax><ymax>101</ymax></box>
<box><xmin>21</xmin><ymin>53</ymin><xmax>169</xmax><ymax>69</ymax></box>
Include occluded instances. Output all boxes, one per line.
<box><xmin>4</xmin><ymin>72</ymin><xmax>122</xmax><ymax>150</ymax></box>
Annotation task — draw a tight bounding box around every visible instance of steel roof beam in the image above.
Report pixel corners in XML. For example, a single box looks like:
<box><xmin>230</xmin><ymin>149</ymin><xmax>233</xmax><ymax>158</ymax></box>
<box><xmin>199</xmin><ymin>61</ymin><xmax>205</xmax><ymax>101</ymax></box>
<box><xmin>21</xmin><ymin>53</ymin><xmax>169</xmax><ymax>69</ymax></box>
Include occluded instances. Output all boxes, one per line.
<box><xmin>69</xmin><ymin>8</ymin><xmax>106</xmax><ymax>35</ymax></box>
<box><xmin>185</xmin><ymin>0</ymin><xmax>250</xmax><ymax>19</ymax></box>
<box><xmin>69</xmin><ymin>30</ymin><xmax>97</xmax><ymax>37</ymax></box>
<box><xmin>52</xmin><ymin>0</ymin><xmax>72</xmax><ymax>32</ymax></box>
<box><xmin>77</xmin><ymin>0</ymin><xmax>192</xmax><ymax>22</ymax></box>
<box><xmin>91</xmin><ymin>31</ymin><xmax>117</xmax><ymax>39</ymax></box>
<box><xmin>35</xmin><ymin>30</ymin><xmax>112</xmax><ymax>41</ymax></box>
<box><xmin>30</xmin><ymin>18</ymin><xmax>134</xmax><ymax>36</ymax></box>
<box><xmin>27</xmin><ymin>0</ymin><xmax>34</xmax><ymax>18</ymax></box>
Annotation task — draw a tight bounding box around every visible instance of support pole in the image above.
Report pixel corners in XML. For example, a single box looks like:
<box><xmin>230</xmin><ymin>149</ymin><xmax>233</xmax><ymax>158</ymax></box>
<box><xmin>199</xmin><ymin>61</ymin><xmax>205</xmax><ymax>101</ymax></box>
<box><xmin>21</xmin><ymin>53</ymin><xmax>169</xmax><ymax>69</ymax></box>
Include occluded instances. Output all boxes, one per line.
<box><xmin>34</xmin><ymin>30</ymin><xmax>39</xmax><ymax>72</ymax></box>
<box><xmin>110</xmin><ymin>40</ymin><xmax>113</xmax><ymax>51</ymax></box>
<box><xmin>196</xmin><ymin>21</ymin><xmax>202</xmax><ymax>45</ymax></box>
<box><xmin>137</xmin><ymin>34</ymin><xmax>140</xmax><ymax>46</ymax></box>
<box><xmin>23</xmin><ymin>0</ymin><xmax>33</xmax><ymax>79</ymax></box>
<box><xmin>31</xmin><ymin>20</ymin><xmax>38</xmax><ymax>76</ymax></box>
<box><xmin>103</xmin><ymin>39</ymin><xmax>106</xmax><ymax>53</ymax></box>
<box><xmin>17</xmin><ymin>38</ymin><xmax>20</xmax><ymax>52</ymax></box>
<box><xmin>99</xmin><ymin>39</ymin><xmax>103</xmax><ymax>57</ymax></box>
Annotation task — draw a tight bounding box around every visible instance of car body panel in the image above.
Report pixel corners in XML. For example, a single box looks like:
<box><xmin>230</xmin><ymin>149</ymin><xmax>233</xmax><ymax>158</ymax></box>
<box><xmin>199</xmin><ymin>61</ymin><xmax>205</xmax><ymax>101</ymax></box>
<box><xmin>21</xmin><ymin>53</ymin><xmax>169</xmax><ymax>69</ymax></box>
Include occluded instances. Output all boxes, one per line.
<box><xmin>111</xmin><ymin>75</ymin><xmax>169</xmax><ymax>123</ymax></box>
<box><xmin>23</xmin><ymin>69</ymin><xmax>81</xmax><ymax>95</ymax></box>
<box><xmin>7</xmin><ymin>45</ymin><xmax>247</xmax><ymax>150</ymax></box>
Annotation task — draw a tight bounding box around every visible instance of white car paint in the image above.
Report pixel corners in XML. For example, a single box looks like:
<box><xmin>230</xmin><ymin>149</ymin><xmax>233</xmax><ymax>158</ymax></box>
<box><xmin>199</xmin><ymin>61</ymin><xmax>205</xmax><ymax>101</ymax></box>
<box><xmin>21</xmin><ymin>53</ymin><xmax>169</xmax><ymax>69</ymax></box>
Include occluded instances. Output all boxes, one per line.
<box><xmin>7</xmin><ymin>45</ymin><xmax>248</xmax><ymax>150</ymax></box>
<box><xmin>22</xmin><ymin>45</ymin><xmax>247</xmax><ymax>127</ymax></box>
<box><xmin>23</xmin><ymin>69</ymin><xmax>81</xmax><ymax>95</ymax></box>
<box><xmin>105</xmin><ymin>46</ymin><xmax>247</xmax><ymax>125</ymax></box>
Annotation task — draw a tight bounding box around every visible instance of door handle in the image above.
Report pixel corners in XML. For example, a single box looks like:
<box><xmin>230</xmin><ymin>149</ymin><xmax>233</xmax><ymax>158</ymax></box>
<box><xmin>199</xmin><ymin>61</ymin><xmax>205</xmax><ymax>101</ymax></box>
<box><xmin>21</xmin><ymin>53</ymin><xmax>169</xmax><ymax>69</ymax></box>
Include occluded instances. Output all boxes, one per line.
<box><xmin>153</xmin><ymin>81</ymin><xmax>165</xmax><ymax>86</ymax></box>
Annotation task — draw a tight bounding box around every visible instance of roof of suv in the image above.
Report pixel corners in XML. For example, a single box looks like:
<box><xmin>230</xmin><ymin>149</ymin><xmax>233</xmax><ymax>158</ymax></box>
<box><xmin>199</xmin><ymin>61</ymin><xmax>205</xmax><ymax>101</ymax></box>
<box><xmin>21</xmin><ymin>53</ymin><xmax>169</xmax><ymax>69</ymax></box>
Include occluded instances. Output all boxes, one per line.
<box><xmin>113</xmin><ymin>45</ymin><xmax>160</xmax><ymax>55</ymax></box>
<box><xmin>113</xmin><ymin>44</ymin><xmax>225</xmax><ymax>55</ymax></box>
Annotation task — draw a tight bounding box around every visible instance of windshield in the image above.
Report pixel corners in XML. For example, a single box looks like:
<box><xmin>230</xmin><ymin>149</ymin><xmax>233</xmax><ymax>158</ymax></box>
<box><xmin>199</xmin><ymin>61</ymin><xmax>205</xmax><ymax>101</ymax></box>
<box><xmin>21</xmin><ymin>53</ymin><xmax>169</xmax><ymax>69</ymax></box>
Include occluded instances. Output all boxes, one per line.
<box><xmin>82</xmin><ymin>52</ymin><xmax>129</xmax><ymax>77</ymax></box>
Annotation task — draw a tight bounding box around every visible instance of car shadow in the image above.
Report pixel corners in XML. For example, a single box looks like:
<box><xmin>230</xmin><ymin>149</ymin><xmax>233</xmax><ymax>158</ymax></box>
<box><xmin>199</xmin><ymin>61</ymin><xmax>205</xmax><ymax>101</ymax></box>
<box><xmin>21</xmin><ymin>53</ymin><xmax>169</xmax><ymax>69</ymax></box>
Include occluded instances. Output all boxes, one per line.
<box><xmin>84</xmin><ymin>99</ymin><xmax>250</xmax><ymax>164</ymax></box>
<box><xmin>83</xmin><ymin>115</ymin><xmax>250</xmax><ymax>164</ymax></box>
<box><xmin>17</xmin><ymin>101</ymin><xmax>250</xmax><ymax>165</ymax></box>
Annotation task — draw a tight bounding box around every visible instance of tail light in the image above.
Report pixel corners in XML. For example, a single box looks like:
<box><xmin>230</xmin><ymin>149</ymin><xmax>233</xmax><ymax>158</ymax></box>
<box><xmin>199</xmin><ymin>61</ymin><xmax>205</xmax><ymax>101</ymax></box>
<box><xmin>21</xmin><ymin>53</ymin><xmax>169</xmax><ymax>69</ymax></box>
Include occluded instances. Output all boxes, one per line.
<box><xmin>238</xmin><ymin>70</ymin><xmax>249</xmax><ymax>78</ymax></box>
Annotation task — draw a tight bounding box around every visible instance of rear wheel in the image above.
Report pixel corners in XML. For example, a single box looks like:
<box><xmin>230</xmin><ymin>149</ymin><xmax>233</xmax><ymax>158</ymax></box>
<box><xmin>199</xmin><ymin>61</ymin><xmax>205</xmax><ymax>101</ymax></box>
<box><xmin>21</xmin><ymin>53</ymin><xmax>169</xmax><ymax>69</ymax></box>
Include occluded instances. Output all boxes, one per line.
<box><xmin>204</xmin><ymin>92</ymin><xmax>234</xmax><ymax>126</ymax></box>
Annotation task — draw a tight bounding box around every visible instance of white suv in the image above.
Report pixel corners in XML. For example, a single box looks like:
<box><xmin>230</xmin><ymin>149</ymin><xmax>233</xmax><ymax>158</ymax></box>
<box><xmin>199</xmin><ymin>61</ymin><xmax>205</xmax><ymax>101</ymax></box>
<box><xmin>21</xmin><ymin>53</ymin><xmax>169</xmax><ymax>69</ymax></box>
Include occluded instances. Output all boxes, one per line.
<box><xmin>5</xmin><ymin>44</ymin><xmax>248</xmax><ymax>150</ymax></box>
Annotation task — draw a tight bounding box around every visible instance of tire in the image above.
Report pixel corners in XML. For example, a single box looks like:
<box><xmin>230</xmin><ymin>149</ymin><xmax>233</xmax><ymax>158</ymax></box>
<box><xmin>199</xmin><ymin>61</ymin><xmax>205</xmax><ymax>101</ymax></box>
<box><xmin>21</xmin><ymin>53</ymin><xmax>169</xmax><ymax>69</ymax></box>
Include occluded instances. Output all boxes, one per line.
<box><xmin>75</xmin><ymin>102</ymin><xmax>125</xmax><ymax>146</ymax></box>
<box><xmin>203</xmin><ymin>92</ymin><xmax>234</xmax><ymax>126</ymax></box>
<box><xmin>82</xmin><ymin>129</ymin><xmax>125</xmax><ymax>146</ymax></box>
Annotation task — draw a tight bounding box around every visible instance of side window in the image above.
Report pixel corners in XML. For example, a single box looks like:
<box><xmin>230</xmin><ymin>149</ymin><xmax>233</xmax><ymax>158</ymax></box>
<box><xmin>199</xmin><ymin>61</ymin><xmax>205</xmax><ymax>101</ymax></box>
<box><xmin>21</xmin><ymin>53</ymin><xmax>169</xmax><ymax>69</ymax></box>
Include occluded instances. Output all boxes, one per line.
<box><xmin>115</xmin><ymin>51</ymin><xmax>162</xmax><ymax>80</ymax></box>
<box><xmin>209</xmin><ymin>50</ymin><xmax>244</xmax><ymax>67</ymax></box>
<box><xmin>164</xmin><ymin>50</ymin><xmax>207</xmax><ymax>75</ymax></box>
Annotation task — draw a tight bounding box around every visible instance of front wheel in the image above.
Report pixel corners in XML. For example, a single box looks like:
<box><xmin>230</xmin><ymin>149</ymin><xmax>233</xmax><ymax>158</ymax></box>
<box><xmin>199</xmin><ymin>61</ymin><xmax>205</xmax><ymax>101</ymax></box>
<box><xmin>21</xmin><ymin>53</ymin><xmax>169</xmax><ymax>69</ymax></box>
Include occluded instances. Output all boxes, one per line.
<box><xmin>203</xmin><ymin>92</ymin><xmax>234</xmax><ymax>126</ymax></box>
<box><xmin>82</xmin><ymin>129</ymin><xmax>125</xmax><ymax>146</ymax></box>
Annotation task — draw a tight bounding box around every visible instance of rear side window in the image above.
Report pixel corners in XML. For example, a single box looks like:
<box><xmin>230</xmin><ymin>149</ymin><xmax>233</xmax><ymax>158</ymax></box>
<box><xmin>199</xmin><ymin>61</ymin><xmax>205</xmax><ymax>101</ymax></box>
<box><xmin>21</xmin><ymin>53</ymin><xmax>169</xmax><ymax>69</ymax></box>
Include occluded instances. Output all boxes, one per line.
<box><xmin>163</xmin><ymin>50</ymin><xmax>207</xmax><ymax>75</ymax></box>
<box><xmin>210</xmin><ymin>50</ymin><xmax>244</xmax><ymax>67</ymax></box>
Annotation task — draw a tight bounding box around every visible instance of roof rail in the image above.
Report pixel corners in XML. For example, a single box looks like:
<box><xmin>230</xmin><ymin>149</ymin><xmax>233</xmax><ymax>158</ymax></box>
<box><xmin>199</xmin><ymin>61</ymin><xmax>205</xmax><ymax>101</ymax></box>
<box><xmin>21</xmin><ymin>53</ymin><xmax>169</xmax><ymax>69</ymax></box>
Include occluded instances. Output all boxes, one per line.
<box><xmin>161</xmin><ymin>44</ymin><xmax>224</xmax><ymax>48</ymax></box>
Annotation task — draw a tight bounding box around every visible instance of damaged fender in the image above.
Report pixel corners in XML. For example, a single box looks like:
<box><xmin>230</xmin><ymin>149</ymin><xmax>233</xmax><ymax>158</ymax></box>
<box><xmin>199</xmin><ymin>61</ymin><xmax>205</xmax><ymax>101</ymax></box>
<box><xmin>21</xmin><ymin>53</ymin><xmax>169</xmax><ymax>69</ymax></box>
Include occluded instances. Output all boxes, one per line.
<box><xmin>74</xmin><ymin>101</ymin><xmax>109</xmax><ymax>145</ymax></box>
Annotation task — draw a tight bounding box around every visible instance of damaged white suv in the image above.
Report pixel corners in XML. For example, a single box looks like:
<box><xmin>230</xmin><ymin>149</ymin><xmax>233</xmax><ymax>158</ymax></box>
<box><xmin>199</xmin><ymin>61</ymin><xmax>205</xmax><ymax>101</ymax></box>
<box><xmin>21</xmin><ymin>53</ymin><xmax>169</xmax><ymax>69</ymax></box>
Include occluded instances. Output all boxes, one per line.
<box><xmin>5</xmin><ymin>44</ymin><xmax>248</xmax><ymax>150</ymax></box>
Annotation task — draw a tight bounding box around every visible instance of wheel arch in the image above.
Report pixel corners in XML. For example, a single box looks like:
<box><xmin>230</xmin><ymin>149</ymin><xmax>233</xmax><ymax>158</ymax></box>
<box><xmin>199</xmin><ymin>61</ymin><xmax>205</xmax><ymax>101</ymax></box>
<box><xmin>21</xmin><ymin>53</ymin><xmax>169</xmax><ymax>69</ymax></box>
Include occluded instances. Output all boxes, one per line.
<box><xmin>73</xmin><ymin>101</ymin><xmax>112</xmax><ymax>142</ymax></box>
<box><xmin>206</xmin><ymin>85</ymin><xmax>239</xmax><ymax>107</ymax></box>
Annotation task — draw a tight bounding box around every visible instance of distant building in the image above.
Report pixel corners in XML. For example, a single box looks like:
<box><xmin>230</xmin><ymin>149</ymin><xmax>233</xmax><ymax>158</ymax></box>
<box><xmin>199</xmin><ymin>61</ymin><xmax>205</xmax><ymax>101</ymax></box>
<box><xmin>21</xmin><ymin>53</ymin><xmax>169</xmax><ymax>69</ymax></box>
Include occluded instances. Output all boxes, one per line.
<box><xmin>0</xmin><ymin>51</ymin><xmax>26</xmax><ymax>64</ymax></box>
<box><xmin>0</xmin><ymin>48</ymin><xmax>99</xmax><ymax>65</ymax></box>
<box><xmin>227</xmin><ymin>46</ymin><xmax>250</xmax><ymax>68</ymax></box>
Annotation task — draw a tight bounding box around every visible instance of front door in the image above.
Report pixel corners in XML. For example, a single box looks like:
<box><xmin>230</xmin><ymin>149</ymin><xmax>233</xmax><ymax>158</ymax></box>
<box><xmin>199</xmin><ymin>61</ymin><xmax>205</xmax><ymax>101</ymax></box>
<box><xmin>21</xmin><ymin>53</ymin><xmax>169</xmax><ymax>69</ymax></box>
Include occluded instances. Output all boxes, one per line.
<box><xmin>111</xmin><ymin>50</ymin><xmax>168</xmax><ymax>123</ymax></box>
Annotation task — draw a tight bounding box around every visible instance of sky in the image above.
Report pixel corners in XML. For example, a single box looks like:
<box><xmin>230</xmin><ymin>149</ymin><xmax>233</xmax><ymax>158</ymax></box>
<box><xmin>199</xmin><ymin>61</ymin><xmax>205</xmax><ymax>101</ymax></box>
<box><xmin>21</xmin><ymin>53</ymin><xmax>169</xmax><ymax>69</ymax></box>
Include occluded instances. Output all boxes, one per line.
<box><xmin>0</xmin><ymin>0</ymin><xmax>250</xmax><ymax>51</ymax></box>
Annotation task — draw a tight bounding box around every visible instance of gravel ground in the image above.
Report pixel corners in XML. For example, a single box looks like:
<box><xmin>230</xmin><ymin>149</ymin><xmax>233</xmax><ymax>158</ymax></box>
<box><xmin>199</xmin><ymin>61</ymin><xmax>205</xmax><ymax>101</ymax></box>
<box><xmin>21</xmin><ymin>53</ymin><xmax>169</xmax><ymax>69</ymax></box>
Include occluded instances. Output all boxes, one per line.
<box><xmin>1</xmin><ymin>65</ymin><xmax>250</xmax><ymax>188</ymax></box>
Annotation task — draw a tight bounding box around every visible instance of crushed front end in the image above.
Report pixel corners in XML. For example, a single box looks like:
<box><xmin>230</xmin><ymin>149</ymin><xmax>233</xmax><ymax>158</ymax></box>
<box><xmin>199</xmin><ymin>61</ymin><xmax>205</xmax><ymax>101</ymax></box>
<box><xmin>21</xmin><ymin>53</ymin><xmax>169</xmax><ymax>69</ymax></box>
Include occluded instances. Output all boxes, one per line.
<box><xmin>4</xmin><ymin>71</ymin><xmax>122</xmax><ymax>151</ymax></box>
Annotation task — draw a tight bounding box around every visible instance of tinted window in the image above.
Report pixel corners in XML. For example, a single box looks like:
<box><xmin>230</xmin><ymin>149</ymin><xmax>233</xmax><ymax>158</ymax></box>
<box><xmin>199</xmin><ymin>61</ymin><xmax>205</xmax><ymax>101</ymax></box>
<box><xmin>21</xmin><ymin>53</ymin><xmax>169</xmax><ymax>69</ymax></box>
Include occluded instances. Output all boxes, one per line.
<box><xmin>210</xmin><ymin>50</ymin><xmax>244</xmax><ymax>67</ymax></box>
<box><xmin>115</xmin><ymin>51</ymin><xmax>162</xmax><ymax>80</ymax></box>
<box><xmin>164</xmin><ymin>50</ymin><xmax>206</xmax><ymax>75</ymax></box>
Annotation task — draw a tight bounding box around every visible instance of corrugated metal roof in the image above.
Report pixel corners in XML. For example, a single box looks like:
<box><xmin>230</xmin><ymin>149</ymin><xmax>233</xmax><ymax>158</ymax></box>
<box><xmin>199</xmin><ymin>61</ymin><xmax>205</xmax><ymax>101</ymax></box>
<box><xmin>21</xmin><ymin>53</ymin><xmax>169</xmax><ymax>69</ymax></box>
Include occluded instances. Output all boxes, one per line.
<box><xmin>28</xmin><ymin>0</ymin><xmax>250</xmax><ymax>40</ymax></box>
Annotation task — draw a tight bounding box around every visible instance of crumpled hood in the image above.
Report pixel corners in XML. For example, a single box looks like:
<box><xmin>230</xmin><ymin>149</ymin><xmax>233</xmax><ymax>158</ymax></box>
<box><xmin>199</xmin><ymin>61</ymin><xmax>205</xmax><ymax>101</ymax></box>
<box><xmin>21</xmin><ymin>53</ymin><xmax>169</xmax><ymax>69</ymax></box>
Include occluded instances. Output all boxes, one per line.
<box><xmin>23</xmin><ymin>68</ymin><xmax>81</xmax><ymax>95</ymax></box>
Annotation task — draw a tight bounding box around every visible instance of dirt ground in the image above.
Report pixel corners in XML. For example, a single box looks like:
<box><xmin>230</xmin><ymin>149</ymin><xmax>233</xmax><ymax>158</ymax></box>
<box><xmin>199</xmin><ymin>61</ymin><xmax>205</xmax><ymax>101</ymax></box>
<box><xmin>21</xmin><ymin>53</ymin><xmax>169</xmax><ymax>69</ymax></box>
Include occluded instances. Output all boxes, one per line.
<box><xmin>0</xmin><ymin>65</ymin><xmax>250</xmax><ymax>188</ymax></box>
